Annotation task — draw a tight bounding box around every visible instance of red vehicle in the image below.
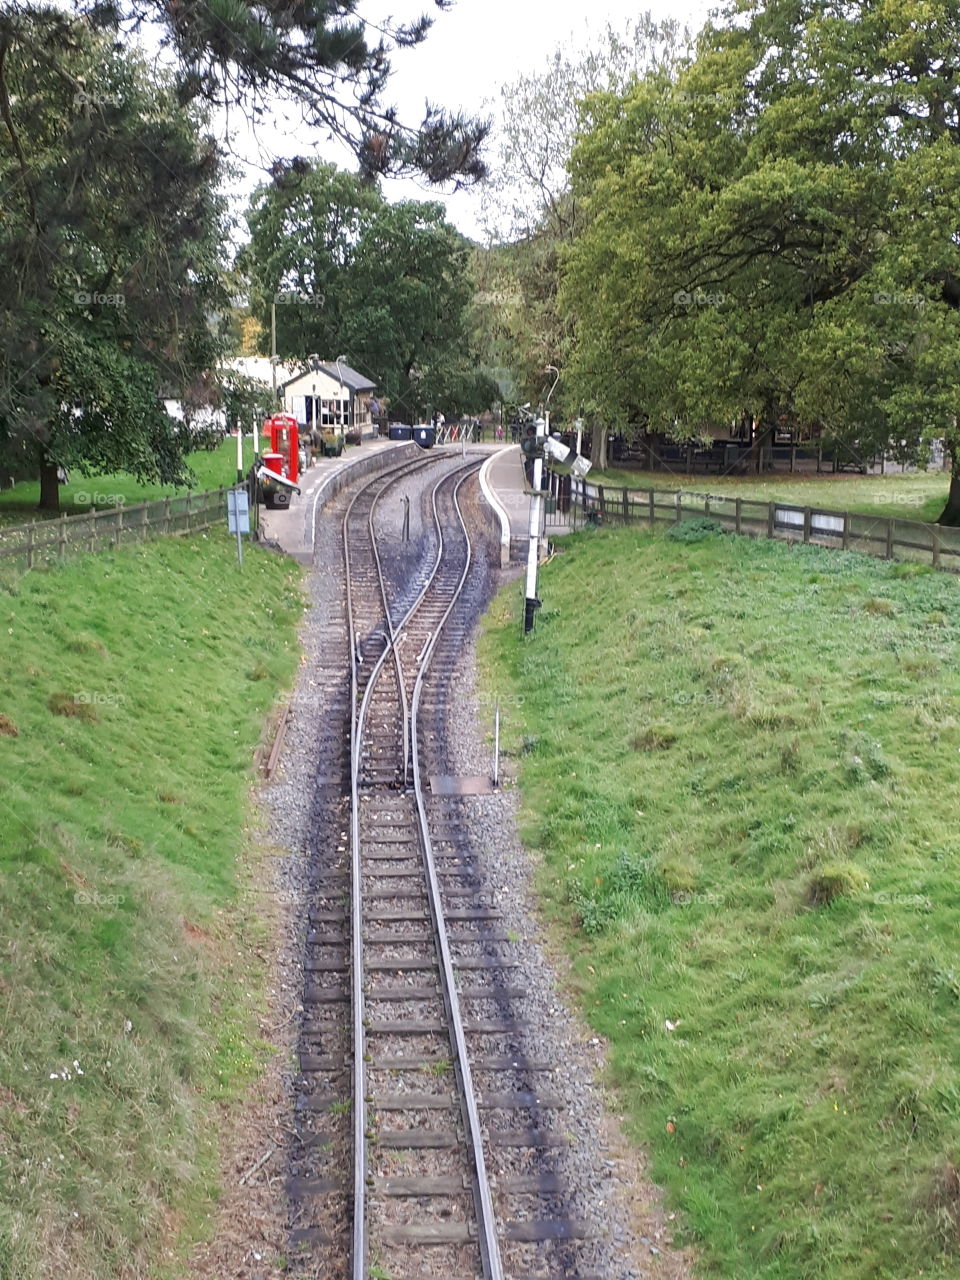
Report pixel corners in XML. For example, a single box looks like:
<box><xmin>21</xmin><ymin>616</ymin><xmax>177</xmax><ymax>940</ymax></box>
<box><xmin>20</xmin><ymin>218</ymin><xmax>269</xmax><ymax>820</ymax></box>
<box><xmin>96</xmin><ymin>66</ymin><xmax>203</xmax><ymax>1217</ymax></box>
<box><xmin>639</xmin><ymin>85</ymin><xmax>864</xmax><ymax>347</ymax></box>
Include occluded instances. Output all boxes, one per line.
<box><xmin>260</xmin><ymin>414</ymin><xmax>300</xmax><ymax>508</ymax></box>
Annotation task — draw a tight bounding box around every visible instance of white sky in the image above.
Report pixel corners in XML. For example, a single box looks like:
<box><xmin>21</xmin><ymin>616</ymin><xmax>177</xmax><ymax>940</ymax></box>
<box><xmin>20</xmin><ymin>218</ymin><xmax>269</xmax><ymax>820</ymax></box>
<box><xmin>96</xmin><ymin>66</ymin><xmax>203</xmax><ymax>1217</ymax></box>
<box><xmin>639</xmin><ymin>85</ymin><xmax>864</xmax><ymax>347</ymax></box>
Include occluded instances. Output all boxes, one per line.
<box><xmin>219</xmin><ymin>0</ymin><xmax>716</xmax><ymax>242</ymax></box>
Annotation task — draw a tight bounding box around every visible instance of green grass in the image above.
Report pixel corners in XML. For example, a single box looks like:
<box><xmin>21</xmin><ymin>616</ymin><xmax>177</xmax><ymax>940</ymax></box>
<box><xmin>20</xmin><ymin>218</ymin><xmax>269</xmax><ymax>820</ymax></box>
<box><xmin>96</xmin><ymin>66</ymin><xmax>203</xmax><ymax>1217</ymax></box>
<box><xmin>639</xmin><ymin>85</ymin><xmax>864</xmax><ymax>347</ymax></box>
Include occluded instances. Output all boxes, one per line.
<box><xmin>0</xmin><ymin>530</ymin><xmax>303</xmax><ymax>1278</ymax></box>
<box><xmin>480</xmin><ymin>523</ymin><xmax>960</xmax><ymax>1279</ymax></box>
<box><xmin>586</xmin><ymin>464</ymin><xmax>950</xmax><ymax>523</ymax></box>
<box><xmin>0</xmin><ymin>437</ymin><xmax>254</xmax><ymax>526</ymax></box>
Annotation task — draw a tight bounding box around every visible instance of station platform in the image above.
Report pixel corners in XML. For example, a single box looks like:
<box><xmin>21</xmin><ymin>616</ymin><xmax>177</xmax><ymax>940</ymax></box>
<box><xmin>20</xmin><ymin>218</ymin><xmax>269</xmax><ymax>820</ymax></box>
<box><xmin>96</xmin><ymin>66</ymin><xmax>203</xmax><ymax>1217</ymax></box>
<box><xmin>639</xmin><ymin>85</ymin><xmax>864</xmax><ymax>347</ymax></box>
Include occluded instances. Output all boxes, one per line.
<box><xmin>479</xmin><ymin>445</ymin><xmax>528</xmax><ymax>539</ymax></box>
<box><xmin>259</xmin><ymin>438</ymin><xmax>533</xmax><ymax>567</ymax></box>
<box><xmin>259</xmin><ymin>434</ymin><xmax>406</xmax><ymax>562</ymax></box>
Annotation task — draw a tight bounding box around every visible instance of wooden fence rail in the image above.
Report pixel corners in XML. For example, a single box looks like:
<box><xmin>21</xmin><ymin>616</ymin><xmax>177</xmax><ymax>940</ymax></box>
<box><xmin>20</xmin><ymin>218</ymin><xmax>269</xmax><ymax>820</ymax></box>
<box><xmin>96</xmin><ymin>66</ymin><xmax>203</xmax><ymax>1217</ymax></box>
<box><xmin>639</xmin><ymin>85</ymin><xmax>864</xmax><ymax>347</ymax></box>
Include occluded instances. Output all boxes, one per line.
<box><xmin>545</xmin><ymin>473</ymin><xmax>960</xmax><ymax>572</ymax></box>
<box><xmin>0</xmin><ymin>488</ymin><xmax>230</xmax><ymax>575</ymax></box>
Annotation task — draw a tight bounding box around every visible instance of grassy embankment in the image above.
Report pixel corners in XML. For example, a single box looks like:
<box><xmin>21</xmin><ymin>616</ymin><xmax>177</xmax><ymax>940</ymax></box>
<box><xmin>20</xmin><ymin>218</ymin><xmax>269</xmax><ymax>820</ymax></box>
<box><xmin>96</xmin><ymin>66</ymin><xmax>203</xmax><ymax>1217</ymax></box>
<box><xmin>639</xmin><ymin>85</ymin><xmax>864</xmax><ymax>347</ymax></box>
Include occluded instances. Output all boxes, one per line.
<box><xmin>586</xmin><ymin>465</ymin><xmax>950</xmax><ymax>524</ymax></box>
<box><xmin>0</xmin><ymin>437</ymin><xmax>254</xmax><ymax>526</ymax></box>
<box><xmin>0</xmin><ymin>529</ymin><xmax>303</xmax><ymax>1278</ymax></box>
<box><xmin>480</xmin><ymin>521</ymin><xmax>960</xmax><ymax>1279</ymax></box>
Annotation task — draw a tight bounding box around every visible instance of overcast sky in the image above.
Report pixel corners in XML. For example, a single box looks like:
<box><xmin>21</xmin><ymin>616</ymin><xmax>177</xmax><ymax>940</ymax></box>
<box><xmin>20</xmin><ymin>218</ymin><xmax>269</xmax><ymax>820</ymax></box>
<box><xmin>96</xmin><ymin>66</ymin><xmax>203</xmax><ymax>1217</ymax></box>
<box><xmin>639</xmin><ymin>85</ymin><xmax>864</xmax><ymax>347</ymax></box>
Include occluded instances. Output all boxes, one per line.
<box><xmin>221</xmin><ymin>0</ymin><xmax>717</xmax><ymax>242</ymax></box>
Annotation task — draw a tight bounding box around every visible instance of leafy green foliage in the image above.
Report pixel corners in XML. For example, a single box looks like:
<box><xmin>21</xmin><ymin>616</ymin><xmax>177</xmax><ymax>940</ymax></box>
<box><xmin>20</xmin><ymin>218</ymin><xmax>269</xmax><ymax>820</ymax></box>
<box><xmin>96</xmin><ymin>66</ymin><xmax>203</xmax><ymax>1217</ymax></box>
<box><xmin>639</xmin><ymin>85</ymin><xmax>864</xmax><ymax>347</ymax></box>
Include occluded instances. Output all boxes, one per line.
<box><xmin>562</xmin><ymin>0</ymin><xmax>960</xmax><ymax>513</ymax></box>
<box><xmin>0</xmin><ymin>9</ymin><xmax>228</xmax><ymax>507</ymax></box>
<box><xmin>243</xmin><ymin>164</ymin><xmax>496</xmax><ymax>417</ymax></box>
<box><xmin>472</xmin><ymin>18</ymin><xmax>689</xmax><ymax>427</ymax></box>
<box><xmin>665</xmin><ymin>516</ymin><xmax>726</xmax><ymax>542</ymax></box>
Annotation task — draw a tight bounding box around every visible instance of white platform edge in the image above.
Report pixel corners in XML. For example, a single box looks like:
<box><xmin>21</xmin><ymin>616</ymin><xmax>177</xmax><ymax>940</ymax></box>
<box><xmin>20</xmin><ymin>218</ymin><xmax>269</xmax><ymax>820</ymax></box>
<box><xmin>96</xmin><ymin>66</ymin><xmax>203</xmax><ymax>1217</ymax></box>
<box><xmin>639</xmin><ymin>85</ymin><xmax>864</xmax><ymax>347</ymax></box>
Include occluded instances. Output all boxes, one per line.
<box><xmin>479</xmin><ymin>447</ymin><xmax>515</xmax><ymax>569</ymax></box>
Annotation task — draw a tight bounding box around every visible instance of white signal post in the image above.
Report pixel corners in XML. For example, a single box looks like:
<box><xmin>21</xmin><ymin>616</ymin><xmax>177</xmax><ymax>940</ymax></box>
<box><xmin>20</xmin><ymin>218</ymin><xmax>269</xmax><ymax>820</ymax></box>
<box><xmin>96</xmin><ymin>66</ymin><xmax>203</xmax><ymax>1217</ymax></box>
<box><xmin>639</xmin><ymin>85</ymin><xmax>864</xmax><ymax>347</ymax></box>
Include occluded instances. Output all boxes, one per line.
<box><xmin>523</xmin><ymin>369</ymin><xmax>591</xmax><ymax>634</ymax></box>
<box><xmin>522</xmin><ymin>413</ymin><xmax>547</xmax><ymax>634</ymax></box>
<box><xmin>523</xmin><ymin>366</ymin><xmax>560</xmax><ymax>634</ymax></box>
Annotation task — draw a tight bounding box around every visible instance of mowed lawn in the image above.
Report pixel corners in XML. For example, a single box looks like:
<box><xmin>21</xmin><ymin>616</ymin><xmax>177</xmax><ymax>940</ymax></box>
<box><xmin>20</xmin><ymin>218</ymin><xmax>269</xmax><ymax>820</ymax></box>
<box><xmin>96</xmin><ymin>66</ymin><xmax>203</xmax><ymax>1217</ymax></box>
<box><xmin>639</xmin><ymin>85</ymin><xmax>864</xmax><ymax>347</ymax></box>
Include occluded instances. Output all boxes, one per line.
<box><xmin>588</xmin><ymin>465</ymin><xmax>951</xmax><ymax>524</ymax></box>
<box><xmin>0</xmin><ymin>531</ymin><xmax>303</xmax><ymax>1279</ymax></box>
<box><xmin>480</xmin><ymin>522</ymin><xmax>960</xmax><ymax>1279</ymax></box>
<box><xmin>0</xmin><ymin>437</ymin><xmax>253</xmax><ymax>526</ymax></box>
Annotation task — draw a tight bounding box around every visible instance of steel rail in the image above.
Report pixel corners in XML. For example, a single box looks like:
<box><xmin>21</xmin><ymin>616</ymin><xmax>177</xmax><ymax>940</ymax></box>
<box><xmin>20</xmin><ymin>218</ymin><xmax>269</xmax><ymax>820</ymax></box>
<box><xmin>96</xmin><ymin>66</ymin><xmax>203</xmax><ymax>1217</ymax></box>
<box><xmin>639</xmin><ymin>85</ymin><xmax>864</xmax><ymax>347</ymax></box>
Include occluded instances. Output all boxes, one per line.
<box><xmin>348</xmin><ymin>457</ymin><xmax>500</xmax><ymax>1280</ymax></box>
<box><xmin>408</xmin><ymin>469</ymin><xmax>506</xmax><ymax>1280</ymax></box>
<box><xmin>341</xmin><ymin>452</ymin><xmax>438</xmax><ymax>1280</ymax></box>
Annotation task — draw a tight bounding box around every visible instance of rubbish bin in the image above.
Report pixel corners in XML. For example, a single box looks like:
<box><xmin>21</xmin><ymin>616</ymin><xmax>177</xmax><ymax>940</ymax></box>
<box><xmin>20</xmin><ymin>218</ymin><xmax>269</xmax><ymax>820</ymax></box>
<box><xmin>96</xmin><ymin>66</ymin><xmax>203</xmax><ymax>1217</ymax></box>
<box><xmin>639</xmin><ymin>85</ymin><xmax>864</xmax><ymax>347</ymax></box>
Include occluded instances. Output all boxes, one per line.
<box><xmin>413</xmin><ymin>426</ymin><xmax>436</xmax><ymax>449</ymax></box>
<box><xmin>388</xmin><ymin>424</ymin><xmax>413</xmax><ymax>441</ymax></box>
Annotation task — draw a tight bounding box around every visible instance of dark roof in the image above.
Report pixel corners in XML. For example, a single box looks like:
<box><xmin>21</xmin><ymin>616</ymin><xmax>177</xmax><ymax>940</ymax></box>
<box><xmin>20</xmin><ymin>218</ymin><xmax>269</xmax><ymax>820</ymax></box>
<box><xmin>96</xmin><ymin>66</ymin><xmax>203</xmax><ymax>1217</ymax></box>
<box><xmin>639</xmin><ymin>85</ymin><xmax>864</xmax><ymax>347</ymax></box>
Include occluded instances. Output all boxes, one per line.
<box><xmin>280</xmin><ymin>361</ymin><xmax>377</xmax><ymax>394</ymax></box>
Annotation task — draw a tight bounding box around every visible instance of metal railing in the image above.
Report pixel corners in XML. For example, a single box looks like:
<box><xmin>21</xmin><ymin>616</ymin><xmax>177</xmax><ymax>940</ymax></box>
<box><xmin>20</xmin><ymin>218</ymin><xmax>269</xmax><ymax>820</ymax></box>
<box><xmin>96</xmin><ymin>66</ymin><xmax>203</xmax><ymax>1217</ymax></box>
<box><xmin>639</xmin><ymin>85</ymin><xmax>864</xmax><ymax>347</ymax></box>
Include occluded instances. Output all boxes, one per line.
<box><xmin>542</xmin><ymin>471</ymin><xmax>960</xmax><ymax>572</ymax></box>
<box><xmin>0</xmin><ymin>489</ymin><xmax>230</xmax><ymax>575</ymax></box>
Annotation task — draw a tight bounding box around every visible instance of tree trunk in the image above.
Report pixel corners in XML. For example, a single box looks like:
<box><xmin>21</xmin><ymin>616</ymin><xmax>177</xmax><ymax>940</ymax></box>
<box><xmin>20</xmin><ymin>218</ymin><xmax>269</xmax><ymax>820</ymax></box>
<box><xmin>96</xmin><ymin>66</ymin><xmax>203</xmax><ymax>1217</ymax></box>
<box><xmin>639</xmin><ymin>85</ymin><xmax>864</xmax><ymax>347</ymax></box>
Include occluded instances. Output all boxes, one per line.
<box><xmin>937</xmin><ymin>448</ymin><xmax>960</xmax><ymax>525</ymax></box>
<box><xmin>749</xmin><ymin>419</ymin><xmax>774</xmax><ymax>474</ymax></box>
<box><xmin>590</xmin><ymin>415</ymin><xmax>608</xmax><ymax>472</ymax></box>
<box><xmin>38</xmin><ymin>459</ymin><xmax>61</xmax><ymax>512</ymax></box>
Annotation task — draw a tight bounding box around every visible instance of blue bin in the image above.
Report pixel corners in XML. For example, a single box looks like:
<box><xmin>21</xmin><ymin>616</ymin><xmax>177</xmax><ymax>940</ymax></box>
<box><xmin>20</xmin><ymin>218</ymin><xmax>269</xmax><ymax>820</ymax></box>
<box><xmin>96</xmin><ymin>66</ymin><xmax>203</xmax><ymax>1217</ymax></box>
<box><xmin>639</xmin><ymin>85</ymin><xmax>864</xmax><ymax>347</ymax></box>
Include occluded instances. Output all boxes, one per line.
<box><xmin>413</xmin><ymin>426</ymin><xmax>436</xmax><ymax>449</ymax></box>
<box><xmin>388</xmin><ymin>424</ymin><xmax>413</xmax><ymax>441</ymax></box>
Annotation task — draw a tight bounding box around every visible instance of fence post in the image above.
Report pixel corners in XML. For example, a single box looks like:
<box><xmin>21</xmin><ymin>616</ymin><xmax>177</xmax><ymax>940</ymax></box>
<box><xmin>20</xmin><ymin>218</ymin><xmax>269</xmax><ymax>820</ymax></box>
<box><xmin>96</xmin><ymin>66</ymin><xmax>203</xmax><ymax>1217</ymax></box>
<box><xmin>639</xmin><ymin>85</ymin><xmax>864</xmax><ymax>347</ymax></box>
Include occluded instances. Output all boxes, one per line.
<box><xmin>115</xmin><ymin>506</ymin><xmax>124</xmax><ymax>548</ymax></box>
<box><xmin>597</xmin><ymin>485</ymin><xmax>607</xmax><ymax>522</ymax></box>
<box><xmin>932</xmin><ymin>523</ymin><xmax>941</xmax><ymax>569</ymax></box>
<box><xmin>735</xmin><ymin>497</ymin><xmax>742</xmax><ymax>534</ymax></box>
<box><xmin>885</xmin><ymin>518</ymin><xmax>894</xmax><ymax>559</ymax></box>
<box><xmin>648</xmin><ymin>490</ymin><xmax>655</xmax><ymax>525</ymax></box>
<box><xmin>163</xmin><ymin>497</ymin><xmax>171</xmax><ymax>535</ymax></box>
<box><xmin>675</xmin><ymin>491</ymin><xmax>682</xmax><ymax>524</ymax></box>
<box><xmin>803</xmin><ymin>507</ymin><xmax>812</xmax><ymax>542</ymax></box>
<box><xmin>842</xmin><ymin>512</ymin><xmax>850</xmax><ymax>551</ymax></box>
<box><xmin>26</xmin><ymin>523</ymin><xmax>34</xmax><ymax>570</ymax></box>
<box><xmin>622</xmin><ymin>487</ymin><xmax>629</xmax><ymax>524</ymax></box>
<box><xmin>58</xmin><ymin>513</ymin><xmax>67</xmax><ymax>562</ymax></box>
<box><xmin>767</xmin><ymin>502</ymin><xmax>775</xmax><ymax>539</ymax></box>
<box><xmin>704</xmin><ymin>494</ymin><xmax>711</xmax><ymax>518</ymax></box>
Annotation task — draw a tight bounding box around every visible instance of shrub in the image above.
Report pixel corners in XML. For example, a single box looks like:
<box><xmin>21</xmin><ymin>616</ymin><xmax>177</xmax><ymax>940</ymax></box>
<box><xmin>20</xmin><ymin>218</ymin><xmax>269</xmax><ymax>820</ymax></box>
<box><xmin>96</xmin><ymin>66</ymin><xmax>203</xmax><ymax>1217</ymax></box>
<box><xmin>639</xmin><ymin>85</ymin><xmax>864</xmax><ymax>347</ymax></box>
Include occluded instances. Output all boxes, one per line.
<box><xmin>47</xmin><ymin>692</ymin><xmax>98</xmax><ymax>723</ymax></box>
<box><xmin>665</xmin><ymin>516</ymin><xmax>725</xmax><ymax>543</ymax></box>
<box><xmin>806</xmin><ymin>861</ymin><xmax>869</xmax><ymax>906</ymax></box>
<box><xmin>632</xmin><ymin>723</ymin><xmax>678</xmax><ymax>751</ymax></box>
<box><xmin>670</xmin><ymin>517</ymin><xmax>727</xmax><ymax>542</ymax></box>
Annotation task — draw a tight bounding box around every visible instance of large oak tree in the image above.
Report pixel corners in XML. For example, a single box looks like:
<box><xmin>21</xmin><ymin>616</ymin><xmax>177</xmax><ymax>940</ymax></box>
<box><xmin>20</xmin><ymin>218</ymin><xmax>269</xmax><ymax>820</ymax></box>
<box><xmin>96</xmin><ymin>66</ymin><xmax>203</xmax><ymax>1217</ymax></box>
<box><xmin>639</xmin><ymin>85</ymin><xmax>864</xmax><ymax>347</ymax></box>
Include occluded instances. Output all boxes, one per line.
<box><xmin>562</xmin><ymin>0</ymin><xmax>960</xmax><ymax>514</ymax></box>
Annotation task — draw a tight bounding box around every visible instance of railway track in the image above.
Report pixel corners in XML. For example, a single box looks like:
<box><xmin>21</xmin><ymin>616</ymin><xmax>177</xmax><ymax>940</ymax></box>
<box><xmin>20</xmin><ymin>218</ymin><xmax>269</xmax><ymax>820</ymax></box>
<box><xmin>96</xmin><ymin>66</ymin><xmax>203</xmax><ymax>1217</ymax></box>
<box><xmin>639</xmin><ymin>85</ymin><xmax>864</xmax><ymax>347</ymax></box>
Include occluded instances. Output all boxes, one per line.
<box><xmin>289</xmin><ymin>452</ymin><xmax>598</xmax><ymax>1280</ymax></box>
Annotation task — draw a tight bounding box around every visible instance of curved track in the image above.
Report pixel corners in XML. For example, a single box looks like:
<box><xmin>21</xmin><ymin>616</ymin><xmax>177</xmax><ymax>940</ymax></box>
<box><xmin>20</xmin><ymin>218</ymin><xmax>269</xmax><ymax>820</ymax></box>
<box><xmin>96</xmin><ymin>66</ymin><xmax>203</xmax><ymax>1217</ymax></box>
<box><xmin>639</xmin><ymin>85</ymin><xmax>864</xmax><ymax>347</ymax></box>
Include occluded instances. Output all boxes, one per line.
<box><xmin>290</xmin><ymin>450</ymin><xmax>596</xmax><ymax>1280</ymax></box>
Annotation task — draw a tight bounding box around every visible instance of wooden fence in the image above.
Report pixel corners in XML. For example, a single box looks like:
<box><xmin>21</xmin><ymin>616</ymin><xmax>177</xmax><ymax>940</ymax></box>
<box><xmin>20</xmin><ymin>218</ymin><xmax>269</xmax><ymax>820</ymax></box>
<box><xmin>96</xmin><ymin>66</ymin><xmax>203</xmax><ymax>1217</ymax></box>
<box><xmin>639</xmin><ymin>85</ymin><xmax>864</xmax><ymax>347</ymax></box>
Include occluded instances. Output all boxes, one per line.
<box><xmin>546</xmin><ymin>473</ymin><xmax>960</xmax><ymax>572</ymax></box>
<box><xmin>0</xmin><ymin>488</ymin><xmax>230</xmax><ymax>575</ymax></box>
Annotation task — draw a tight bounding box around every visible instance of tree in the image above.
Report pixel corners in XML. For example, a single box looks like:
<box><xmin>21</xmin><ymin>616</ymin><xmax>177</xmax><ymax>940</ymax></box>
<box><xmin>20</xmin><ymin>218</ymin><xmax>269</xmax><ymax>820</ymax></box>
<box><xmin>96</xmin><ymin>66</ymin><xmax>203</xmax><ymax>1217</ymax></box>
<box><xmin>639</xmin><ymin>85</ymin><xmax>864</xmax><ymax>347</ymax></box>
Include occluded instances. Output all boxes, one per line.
<box><xmin>561</xmin><ymin>0</ymin><xmax>960</xmax><ymax>506</ymax></box>
<box><xmin>221</xmin><ymin>372</ymin><xmax>277</xmax><ymax>436</ymax></box>
<box><xmin>0</xmin><ymin>8</ymin><xmax>229</xmax><ymax>509</ymax></box>
<box><xmin>242</xmin><ymin>162</ymin><xmax>380</xmax><ymax>359</ymax></box>
<box><xmin>5</xmin><ymin>0</ymin><xmax>488</xmax><ymax>186</ymax></box>
<box><xmin>242</xmin><ymin>165</ymin><xmax>494</xmax><ymax>420</ymax></box>
<box><xmin>473</xmin><ymin>17</ymin><xmax>690</xmax><ymax>434</ymax></box>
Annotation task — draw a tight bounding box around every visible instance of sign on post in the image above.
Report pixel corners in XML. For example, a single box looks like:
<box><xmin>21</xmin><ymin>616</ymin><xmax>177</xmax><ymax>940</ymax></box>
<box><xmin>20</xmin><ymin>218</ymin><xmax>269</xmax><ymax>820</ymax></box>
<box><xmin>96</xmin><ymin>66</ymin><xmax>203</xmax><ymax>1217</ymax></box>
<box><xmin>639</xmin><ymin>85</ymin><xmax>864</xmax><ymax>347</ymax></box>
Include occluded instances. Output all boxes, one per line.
<box><xmin>227</xmin><ymin>488</ymin><xmax>250</xmax><ymax>566</ymax></box>
<box><xmin>227</xmin><ymin>488</ymin><xmax>250</xmax><ymax>533</ymax></box>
